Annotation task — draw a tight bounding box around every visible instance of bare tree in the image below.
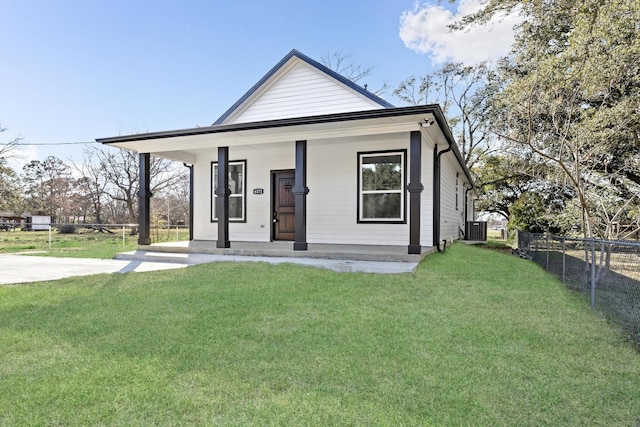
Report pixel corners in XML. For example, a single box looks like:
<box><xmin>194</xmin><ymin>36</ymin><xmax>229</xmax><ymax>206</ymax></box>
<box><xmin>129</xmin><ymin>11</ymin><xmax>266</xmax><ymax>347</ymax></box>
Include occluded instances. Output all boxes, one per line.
<box><xmin>393</xmin><ymin>74</ymin><xmax>438</xmax><ymax>106</ymax></box>
<box><xmin>0</xmin><ymin>124</ymin><xmax>21</xmax><ymax>161</ymax></box>
<box><xmin>73</xmin><ymin>147</ymin><xmax>110</xmax><ymax>224</ymax></box>
<box><xmin>320</xmin><ymin>50</ymin><xmax>390</xmax><ymax>96</ymax></box>
<box><xmin>394</xmin><ymin>62</ymin><xmax>498</xmax><ymax>170</ymax></box>
<box><xmin>92</xmin><ymin>146</ymin><xmax>187</xmax><ymax>225</ymax></box>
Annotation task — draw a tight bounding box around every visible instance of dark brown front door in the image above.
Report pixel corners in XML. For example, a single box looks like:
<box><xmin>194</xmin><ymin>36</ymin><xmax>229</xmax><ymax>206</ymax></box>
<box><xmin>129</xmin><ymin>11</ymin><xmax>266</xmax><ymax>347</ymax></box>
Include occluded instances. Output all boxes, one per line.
<box><xmin>273</xmin><ymin>170</ymin><xmax>295</xmax><ymax>241</ymax></box>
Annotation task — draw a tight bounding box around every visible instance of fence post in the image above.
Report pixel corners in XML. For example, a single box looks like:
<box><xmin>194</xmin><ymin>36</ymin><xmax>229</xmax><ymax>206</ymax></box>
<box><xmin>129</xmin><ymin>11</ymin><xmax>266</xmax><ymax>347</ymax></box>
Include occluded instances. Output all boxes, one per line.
<box><xmin>590</xmin><ymin>239</ymin><xmax>596</xmax><ymax>310</ymax></box>
<box><xmin>122</xmin><ymin>225</ymin><xmax>125</xmax><ymax>246</ymax></box>
<box><xmin>546</xmin><ymin>234</ymin><xmax>550</xmax><ymax>271</ymax></box>
<box><xmin>48</xmin><ymin>225</ymin><xmax>52</xmax><ymax>250</ymax></box>
<box><xmin>561</xmin><ymin>237</ymin><xmax>566</xmax><ymax>283</ymax></box>
<box><xmin>176</xmin><ymin>225</ymin><xmax>179</xmax><ymax>241</ymax></box>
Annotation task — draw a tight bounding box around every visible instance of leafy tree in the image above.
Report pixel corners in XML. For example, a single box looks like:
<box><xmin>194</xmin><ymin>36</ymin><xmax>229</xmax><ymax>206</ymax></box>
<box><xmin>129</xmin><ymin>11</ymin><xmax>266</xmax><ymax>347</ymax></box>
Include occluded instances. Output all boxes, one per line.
<box><xmin>21</xmin><ymin>156</ymin><xmax>73</xmax><ymax>220</ymax></box>
<box><xmin>508</xmin><ymin>191</ymin><xmax>563</xmax><ymax>234</ymax></box>
<box><xmin>0</xmin><ymin>124</ymin><xmax>24</xmax><ymax>213</ymax></box>
<box><xmin>0</xmin><ymin>159</ymin><xmax>23</xmax><ymax>212</ymax></box>
<box><xmin>473</xmin><ymin>154</ymin><xmax>532</xmax><ymax>220</ymax></box>
<box><xmin>459</xmin><ymin>0</ymin><xmax>640</xmax><ymax>238</ymax></box>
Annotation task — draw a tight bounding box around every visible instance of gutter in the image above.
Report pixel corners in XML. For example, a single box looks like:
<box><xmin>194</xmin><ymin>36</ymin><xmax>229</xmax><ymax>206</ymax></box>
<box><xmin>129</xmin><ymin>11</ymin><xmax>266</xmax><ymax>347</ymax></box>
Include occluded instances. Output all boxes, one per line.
<box><xmin>433</xmin><ymin>142</ymin><xmax>453</xmax><ymax>252</ymax></box>
<box><xmin>463</xmin><ymin>187</ymin><xmax>473</xmax><ymax>239</ymax></box>
<box><xmin>431</xmin><ymin>108</ymin><xmax>474</xmax><ymax>188</ymax></box>
<box><xmin>96</xmin><ymin>105</ymin><xmax>444</xmax><ymax>144</ymax></box>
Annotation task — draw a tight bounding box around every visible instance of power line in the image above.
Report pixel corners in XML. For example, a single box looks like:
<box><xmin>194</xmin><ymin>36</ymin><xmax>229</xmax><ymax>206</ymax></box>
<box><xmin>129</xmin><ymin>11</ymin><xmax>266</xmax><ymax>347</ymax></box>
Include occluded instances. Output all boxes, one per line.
<box><xmin>10</xmin><ymin>141</ymin><xmax>100</xmax><ymax>146</ymax></box>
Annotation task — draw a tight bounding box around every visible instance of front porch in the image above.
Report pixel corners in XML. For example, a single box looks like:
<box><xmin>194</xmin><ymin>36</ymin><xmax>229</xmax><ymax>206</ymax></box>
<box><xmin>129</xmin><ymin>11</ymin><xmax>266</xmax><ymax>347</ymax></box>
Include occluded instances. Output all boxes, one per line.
<box><xmin>138</xmin><ymin>240</ymin><xmax>434</xmax><ymax>263</ymax></box>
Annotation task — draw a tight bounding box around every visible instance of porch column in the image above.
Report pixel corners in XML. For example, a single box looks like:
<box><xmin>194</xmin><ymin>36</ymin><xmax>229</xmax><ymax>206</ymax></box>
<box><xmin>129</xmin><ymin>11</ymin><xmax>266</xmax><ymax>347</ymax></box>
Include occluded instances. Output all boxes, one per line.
<box><xmin>215</xmin><ymin>146</ymin><xmax>230</xmax><ymax>248</ymax></box>
<box><xmin>293</xmin><ymin>140</ymin><xmax>309</xmax><ymax>251</ymax></box>
<box><xmin>407</xmin><ymin>131</ymin><xmax>423</xmax><ymax>254</ymax></box>
<box><xmin>138</xmin><ymin>153</ymin><xmax>151</xmax><ymax>245</ymax></box>
<box><xmin>184</xmin><ymin>163</ymin><xmax>194</xmax><ymax>241</ymax></box>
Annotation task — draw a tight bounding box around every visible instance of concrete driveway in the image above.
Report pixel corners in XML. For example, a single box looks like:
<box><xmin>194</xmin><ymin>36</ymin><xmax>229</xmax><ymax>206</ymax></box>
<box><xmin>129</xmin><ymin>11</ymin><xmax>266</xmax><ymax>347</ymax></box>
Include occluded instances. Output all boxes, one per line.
<box><xmin>0</xmin><ymin>254</ymin><xmax>186</xmax><ymax>285</ymax></box>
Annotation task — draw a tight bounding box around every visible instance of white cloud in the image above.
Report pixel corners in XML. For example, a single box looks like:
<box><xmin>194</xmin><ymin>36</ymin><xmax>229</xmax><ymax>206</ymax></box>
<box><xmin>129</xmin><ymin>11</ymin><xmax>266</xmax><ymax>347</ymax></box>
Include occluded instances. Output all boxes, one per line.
<box><xmin>399</xmin><ymin>0</ymin><xmax>520</xmax><ymax>65</ymax></box>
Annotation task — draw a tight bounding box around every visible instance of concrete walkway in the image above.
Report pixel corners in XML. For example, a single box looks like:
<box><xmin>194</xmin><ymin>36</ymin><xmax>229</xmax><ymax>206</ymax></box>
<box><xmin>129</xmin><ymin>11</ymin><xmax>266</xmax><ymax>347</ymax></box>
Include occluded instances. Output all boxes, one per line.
<box><xmin>0</xmin><ymin>251</ymin><xmax>420</xmax><ymax>285</ymax></box>
<box><xmin>116</xmin><ymin>250</ymin><xmax>420</xmax><ymax>275</ymax></box>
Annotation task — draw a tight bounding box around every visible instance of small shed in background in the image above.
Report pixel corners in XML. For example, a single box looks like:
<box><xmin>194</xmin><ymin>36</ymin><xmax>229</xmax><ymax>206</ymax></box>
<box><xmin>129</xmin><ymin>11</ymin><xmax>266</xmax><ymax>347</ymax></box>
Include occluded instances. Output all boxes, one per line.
<box><xmin>21</xmin><ymin>213</ymin><xmax>51</xmax><ymax>231</ymax></box>
<box><xmin>0</xmin><ymin>211</ymin><xmax>23</xmax><ymax>230</ymax></box>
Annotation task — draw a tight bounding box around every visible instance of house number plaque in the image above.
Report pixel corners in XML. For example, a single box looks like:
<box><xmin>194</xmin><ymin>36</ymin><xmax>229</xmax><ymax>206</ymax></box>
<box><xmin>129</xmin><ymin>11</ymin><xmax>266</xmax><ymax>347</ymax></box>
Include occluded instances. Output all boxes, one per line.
<box><xmin>253</xmin><ymin>188</ymin><xmax>264</xmax><ymax>195</ymax></box>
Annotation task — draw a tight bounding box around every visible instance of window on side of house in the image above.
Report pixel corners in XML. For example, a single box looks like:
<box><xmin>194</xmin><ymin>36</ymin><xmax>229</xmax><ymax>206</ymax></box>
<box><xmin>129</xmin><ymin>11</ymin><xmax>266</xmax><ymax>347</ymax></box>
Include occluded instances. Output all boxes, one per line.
<box><xmin>211</xmin><ymin>160</ymin><xmax>246</xmax><ymax>222</ymax></box>
<box><xmin>456</xmin><ymin>173</ymin><xmax>459</xmax><ymax>211</ymax></box>
<box><xmin>358</xmin><ymin>150</ymin><xmax>406</xmax><ymax>223</ymax></box>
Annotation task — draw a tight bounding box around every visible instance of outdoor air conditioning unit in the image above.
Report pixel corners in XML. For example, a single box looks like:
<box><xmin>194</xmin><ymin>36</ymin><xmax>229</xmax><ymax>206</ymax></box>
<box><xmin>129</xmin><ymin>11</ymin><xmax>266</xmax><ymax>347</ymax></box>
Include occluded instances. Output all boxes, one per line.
<box><xmin>465</xmin><ymin>221</ymin><xmax>487</xmax><ymax>241</ymax></box>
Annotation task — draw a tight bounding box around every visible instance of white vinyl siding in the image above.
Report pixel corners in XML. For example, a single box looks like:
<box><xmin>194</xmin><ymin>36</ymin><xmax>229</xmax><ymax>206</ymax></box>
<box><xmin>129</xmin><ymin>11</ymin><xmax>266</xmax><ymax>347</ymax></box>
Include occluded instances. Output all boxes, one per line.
<box><xmin>229</xmin><ymin>61</ymin><xmax>383</xmax><ymax>124</ymax></box>
<box><xmin>420</xmin><ymin>147</ymin><xmax>435</xmax><ymax>246</ymax></box>
<box><xmin>191</xmin><ymin>132</ymin><xmax>447</xmax><ymax>247</ymax></box>
<box><xmin>440</xmin><ymin>155</ymin><xmax>465</xmax><ymax>242</ymax></box>
<box><xmin>307</xmin><ymin>136</ymin><xmax>410</xmax><ymax>245</ymax></box>
<box><xmin>193</xmin><ymin>143</ymin><xmax>295</xmax><ymax>242</ymax></box>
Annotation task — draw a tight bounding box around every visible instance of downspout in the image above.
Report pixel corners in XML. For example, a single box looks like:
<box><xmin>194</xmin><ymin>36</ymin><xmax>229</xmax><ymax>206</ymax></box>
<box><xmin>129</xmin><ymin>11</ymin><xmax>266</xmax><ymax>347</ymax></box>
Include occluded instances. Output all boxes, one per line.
<box><xmin>433</xmin><ymin>142</ymin><xmax>452</xmax><ymax>252</ymax></box>
<box><xmin>183</xmin><ymin>163</ymin><xmax>194</xmax><ymax>241</ymax></box>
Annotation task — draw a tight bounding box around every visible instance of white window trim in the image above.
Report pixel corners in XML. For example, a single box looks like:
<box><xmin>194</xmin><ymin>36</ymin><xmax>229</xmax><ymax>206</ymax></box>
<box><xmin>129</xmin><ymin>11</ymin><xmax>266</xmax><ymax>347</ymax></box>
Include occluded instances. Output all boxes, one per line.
<box><xmin>211</xmin><ymin>160</ymin><xmax>246</xmax><ymax>223</ymax></box>
<box><xmin>358</xmin><ymin>150</ymin><xmax>406</xmax><ymax>223</ymax></box>
<box><xmin>455</xmin><ymin>173</ymin><xmax>459</xmax><ymax>211</ymax></box>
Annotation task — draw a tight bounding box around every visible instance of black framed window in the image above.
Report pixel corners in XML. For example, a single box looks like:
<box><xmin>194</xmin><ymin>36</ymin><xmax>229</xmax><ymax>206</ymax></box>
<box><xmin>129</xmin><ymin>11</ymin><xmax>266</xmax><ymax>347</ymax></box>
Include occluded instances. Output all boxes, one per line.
<box><xmin>211</xmin><ymin>160</ymin><xmax>246</xmax><ymax>222</ymax></box>
<box><xmin>358</xmin><ymin>150</ymin><xmax>406</xmax><ymax>223</ymax></box>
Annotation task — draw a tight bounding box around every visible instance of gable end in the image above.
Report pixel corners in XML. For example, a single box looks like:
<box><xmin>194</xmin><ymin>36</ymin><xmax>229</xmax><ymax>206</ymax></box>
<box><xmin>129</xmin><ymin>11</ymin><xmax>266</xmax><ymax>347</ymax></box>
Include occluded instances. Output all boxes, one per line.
<box><xmin>214</xmin><ymin>49</ymin><xmax>394</xmax><ymax>125</ymax></box>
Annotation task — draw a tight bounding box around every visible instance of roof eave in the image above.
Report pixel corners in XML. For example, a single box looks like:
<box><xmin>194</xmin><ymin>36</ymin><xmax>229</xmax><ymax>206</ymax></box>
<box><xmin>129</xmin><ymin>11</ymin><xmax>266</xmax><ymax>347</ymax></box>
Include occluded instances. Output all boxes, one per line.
<box><xmin>97</xmin><ymin>105</ymin><xmax>439</xmax><ymax>144</ymax></box>
<box><xmin>96</xmin><ymin>104</ymin><xmax>475</xmax><ymax>191</ymax></box>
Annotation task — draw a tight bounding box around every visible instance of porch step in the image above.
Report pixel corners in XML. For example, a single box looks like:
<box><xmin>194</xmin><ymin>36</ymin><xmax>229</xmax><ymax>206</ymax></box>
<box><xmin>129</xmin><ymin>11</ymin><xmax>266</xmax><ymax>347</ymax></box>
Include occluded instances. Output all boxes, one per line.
<box><xmin>115</xmin><ymin>251</ymin><xmax>204</xmax><ymax>265</ymax></box>
<box><xmin>135</xmin><ymin>241</ymin><xmax>434</xmax><ymax>263</ymax></box>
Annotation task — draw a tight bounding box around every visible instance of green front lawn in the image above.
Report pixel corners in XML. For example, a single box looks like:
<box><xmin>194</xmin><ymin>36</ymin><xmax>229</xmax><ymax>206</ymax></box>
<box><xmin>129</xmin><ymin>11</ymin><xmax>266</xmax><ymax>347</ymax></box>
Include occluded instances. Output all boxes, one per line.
<box><xmin>0</xmin><ymin>227</ymin><xmax>189</xmax><ymax>258</ymax></box>
<box><xmin>1</xmin><ymin>244</ymin><xmax>638</xmax><ymax>425</ymax></box>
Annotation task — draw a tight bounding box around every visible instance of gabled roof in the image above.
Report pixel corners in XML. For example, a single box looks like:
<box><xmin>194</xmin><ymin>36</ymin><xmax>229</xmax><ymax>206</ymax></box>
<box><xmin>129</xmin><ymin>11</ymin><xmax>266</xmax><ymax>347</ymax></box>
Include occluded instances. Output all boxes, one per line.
<box><xmin>214</xmin><ymin>49</ymin><xmax>394</xmax><ymax>125</ymax></box>
<box><xmin>0</xmin><ymin>210</ymin><xmax>22</xmax><ymax>218</ymax></box>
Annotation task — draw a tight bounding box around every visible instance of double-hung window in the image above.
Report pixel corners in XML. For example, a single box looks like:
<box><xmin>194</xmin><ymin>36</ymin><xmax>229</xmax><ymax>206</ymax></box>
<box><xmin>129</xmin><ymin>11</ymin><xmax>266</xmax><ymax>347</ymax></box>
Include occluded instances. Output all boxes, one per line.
<box><xmin>358</xmin><ymin>150</ymin><xmax>406</xmax><ymax>223</ymax></box>
<box><xmin>211</xmin><ymin>160</ymin><xmax>246</xmax><ymax>222</ymax></box>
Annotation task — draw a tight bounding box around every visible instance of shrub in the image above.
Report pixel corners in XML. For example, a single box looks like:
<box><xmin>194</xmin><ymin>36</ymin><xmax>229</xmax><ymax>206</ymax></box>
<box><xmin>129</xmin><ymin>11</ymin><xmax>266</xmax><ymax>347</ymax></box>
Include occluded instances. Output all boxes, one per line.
<box><xmin>57</xmin><ymin>225</ymin><xmax>76</xmax><ymax>234</ymax></box>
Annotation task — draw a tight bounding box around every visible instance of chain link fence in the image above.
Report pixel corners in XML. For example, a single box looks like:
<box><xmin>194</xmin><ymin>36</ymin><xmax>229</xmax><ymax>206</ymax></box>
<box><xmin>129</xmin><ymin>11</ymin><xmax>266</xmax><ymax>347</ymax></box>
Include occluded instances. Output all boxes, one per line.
<box><xmin>0</xmin><ymin>223</ymin><xmax>189</xmax><ymax>252</ymax></box>
<box><xmin>517</xmin><ymin>231</ymin><xmax>640</xmax><ymax>347</ymax></box>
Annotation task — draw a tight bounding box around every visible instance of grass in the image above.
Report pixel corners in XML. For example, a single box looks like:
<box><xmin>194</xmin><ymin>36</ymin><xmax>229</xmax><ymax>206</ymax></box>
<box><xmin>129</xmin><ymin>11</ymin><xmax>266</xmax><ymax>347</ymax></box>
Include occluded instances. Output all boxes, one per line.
<box><xmin>1</xmin><ymin>244</ymin><xmax>639</xmax><ymax>425</ymax></box>
<box><xmin>484</xmin><ymin>229</ymin><xmax>512</xmax><ymax>248</ymax></box>
<box><xmin>0</xmin><ymin>228</ymin><xmax>189</xmax><ymax>258</ymax></box>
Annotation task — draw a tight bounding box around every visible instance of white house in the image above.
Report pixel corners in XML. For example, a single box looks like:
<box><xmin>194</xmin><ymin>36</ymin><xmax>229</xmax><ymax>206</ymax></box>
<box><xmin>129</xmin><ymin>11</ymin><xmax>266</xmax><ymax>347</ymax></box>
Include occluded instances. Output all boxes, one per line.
<box><xmin>97</xmin><ymin>50</ymin><xmax>475</xmax><ymax>257</ymax></box>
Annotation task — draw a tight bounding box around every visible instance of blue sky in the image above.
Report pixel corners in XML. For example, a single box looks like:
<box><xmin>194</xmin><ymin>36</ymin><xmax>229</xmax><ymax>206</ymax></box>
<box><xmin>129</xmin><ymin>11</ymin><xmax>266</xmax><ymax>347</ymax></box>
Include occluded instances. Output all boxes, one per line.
<box><xmin>0</xmin><ymin>0</ymin><xmax>516</xmax><ymax>167</ymax></box>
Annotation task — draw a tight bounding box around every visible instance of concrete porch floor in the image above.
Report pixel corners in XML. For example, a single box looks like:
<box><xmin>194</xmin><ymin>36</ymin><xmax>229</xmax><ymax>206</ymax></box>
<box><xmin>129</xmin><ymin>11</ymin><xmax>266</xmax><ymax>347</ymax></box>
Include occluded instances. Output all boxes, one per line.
<box><xmin>114</xmin><ymin>241</ymin><xmax>434</xmax><ymax>274</ymax></box>
<box><xmin>140</xmin><ymin>240</ymin><xmax>434</xmax><ymax>262</ymax></box>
